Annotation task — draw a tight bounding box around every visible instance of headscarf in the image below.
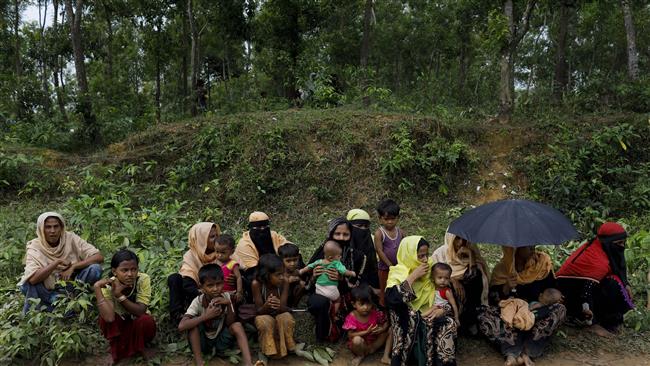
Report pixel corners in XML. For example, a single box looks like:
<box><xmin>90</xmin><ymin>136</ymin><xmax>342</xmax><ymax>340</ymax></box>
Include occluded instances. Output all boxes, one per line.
<box><xmin>386</xmin><ymin>236</ymin><xmax>436</xmax><ymax>312</ymax></box>
<box><xmin>247</xmin><ymin>211</ymin><xmax>275</xmax><ymax>256</ymax></box>
<box><xmin>346</xmin><ymin>209</ymin><xmax>379</xmax><ymax>287</ymax></box>
<box><xmin>557</xmin><ymin>222</ymin><xmax>628</xmax><ymax>284</ymax></box>
<box><xmin>308</xmin><ymin>217</ymin><xmax>363</xmax><ymax>278</ymax></box>
<box><xmin>491</xmin><ymin>246</ymin><xmax>553</xmax><ymax>286</ymax></box>
<box><xmin>19</xmin><ymin>212</ymin><xmax>100</xmax><ymax>290</ymax></box>
<box><xmin>432</xmin><ymin>231</ymin><xmax>490</xmax><ymax>305</ymax></box>
<box><xmin>179</xmin><ymin>222</ymin><xmax>220</xmax><ymax>283</ymax></box>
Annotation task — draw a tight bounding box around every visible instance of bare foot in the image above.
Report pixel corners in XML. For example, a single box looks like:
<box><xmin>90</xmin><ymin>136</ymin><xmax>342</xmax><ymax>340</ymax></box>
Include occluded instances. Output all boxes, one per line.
<box><xmin>516</xmin><ymin>356</ymin><xmax>525</xmax><ymax>365</ymax></box>
<box><xmin>254</xmin><ymin>361</ymin><xmax>265</xmax><ymax>366</ymax></box>
<box><xmin>380</xmin><ymin>355</ymin><xmax>391</xmax><ymax>365</ymax></box>
<box><xmin>505</xmin><ymin>355</ymin><xmax>518</xmax><ymax>366</ymax></box>
<box><xmin>350</xmin><ymin>355</ymin><xmax>364</xmax><ymax>366</ymax></box>
<box><xmin>589</xmin><ymin>324</ymin><xmax>614</xmax><ymax>338</ymax></box>
<box><xmin>521</xmin><ymin>353</ymin><xmax>535</xmax><ymax>366</ymax></box>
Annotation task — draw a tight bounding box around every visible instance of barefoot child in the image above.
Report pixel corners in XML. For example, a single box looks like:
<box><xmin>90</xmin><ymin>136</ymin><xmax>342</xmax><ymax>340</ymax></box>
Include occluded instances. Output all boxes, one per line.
<box><xmin>278</xmin><ymin>243</ymin><xmax>306</xmax><ymax>307</ymax></box>
<box><xmin>94</xmin><ymin>249</ymin><xmax>156</xmax><ymax>363</ymax></box>
<box><xmin>178</xmin><ymin>264</ymin><xmax>255</xmax><ymax>366</ymax></box>
<box><xmin>252</xmin><ymin>254</ymin><xmax>297</xmax><ymax>359</ymax></box>
<box><xmin>213</xmin><ymin>234</ymin><xmax>244</xmax><ymax>303</ymax></box>
<box><xmin>343</xmin><ymin>285</ymin><xmax>392</xmax><ymax>366</ymax></box>
<box><xmin>374</xmin><ymin>199</ymin><xmax>404</xmax><ymax>306</ymax></box>
<box><xmin>431</xmin><ymin>262</ymin><xmax>460</xmax><ymax>325</ymax></box>
<box><xmin>299</xmin><ymin>240</ymin><xmax>356</xmax><ymax>314</ymax></box>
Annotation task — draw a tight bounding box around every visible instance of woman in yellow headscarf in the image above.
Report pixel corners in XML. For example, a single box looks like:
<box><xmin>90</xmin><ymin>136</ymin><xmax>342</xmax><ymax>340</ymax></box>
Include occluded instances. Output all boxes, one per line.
<box><xmin>386</xmin><ymin>236</ymin><xmax>457</xmax><ymax>366</ymax></box>
<box><xmin>478</xmin><ymin>246</ymin><xmax>566</xmax><ymax>366</ymax></box>
<box><xmin>167</xmin><ymin>222</ymin><xmax>220</xmax><ymax>324</ymax></box>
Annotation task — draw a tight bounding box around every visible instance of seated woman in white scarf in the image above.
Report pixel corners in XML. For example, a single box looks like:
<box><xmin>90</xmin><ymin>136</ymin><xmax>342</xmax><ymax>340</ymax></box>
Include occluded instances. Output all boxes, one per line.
<box><xmin>18</xmin><ymin>212</ymin><xmax>104</xmax><ymax>313</ymax></box>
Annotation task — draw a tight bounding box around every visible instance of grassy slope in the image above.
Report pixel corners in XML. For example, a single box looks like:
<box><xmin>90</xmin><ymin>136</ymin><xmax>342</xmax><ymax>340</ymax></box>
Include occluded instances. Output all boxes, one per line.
<box><xmin>1</xmin><ymin>108</ymin><xmax>649</xmax><ymax>362</ymax></box>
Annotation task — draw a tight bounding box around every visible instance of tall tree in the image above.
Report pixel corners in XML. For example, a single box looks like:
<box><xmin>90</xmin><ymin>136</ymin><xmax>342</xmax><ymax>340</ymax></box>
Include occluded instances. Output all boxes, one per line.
<box><xmin>187</xmin><ymin>0</ymin><xmax>199</xmax><ymax>116</ymax></box>
<box><xmin>64</xmin><ymin>0</ymin><xmax>99</xmax><ymax>143</ymax></box>
<box><xmin>360</xmin><ymin>0</ymin><xmax>374</xmax><ymax>107</ymax></box>
<box><xmin>620</xmin><ymin>0</ymin><xmax>639</xmax><ymax>81</ymax></box>
<box><xmin>498</xmin><ymin>0</ymin><xmax>537</xmax><ymax>123</ymax></box>
<box><xmin>51</xmin><ymin>0</ymin><xmax>69</xmax><ymax>123</ymax></box>
<box><xmin>552</xmin><ymin>0</ymin><xmax>573</xmax><ymax>100</ymax></box>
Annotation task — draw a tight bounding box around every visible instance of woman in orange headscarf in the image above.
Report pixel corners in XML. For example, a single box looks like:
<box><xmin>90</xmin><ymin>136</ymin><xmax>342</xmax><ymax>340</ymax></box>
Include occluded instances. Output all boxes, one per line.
<box><xmin>167</xmin><ymin>222</ymin><xmax>220</xmax><ymax>324</ymax></box>
<box><xmin>479</xmin><ymin>246</ymin><xmax>565</xmax><ymax>366</ymax></box>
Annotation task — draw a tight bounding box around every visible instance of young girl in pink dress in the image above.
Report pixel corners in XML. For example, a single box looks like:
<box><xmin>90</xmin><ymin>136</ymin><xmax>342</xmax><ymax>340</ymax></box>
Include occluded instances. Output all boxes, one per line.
<box><xmin>343</xmin><ymin>286</ymin><xmax>392</xmax><ymax>366</ymax></box>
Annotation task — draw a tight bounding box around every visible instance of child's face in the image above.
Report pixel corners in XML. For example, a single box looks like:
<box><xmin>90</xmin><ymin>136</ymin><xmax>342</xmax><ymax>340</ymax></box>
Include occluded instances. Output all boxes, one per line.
<box><xmin>112</xmin><ymin>259</ymin><xmax>139</xmax><ymax>287</ymax></box>
<box><xmin>282</xmin><ymin>256</ymin><xmax>300</xmax><ymax>272</ymax></box>
<box><xmin>540</xmin><ymin>289</ymin><xmax>562</xmax><ymax>305</ymax></box>
<box><xmin>269</xmin><ymin>268</ymin><xmax>285</xmax><ymax>287</ymax></box>
<box><xmin>352</xmin><ymin>299</ymin><xmax>373</xmax><ymax>316</ymax></box>
<box><xmin>417</xmin><ymin>245</ymin><xmax>429</xmax><ymax>263</ymax></box>
<box><xmin>379</xmin><ymin>214</ymin><xmax>399</xmax><ymax>230</ymax></box>
<box><xmin>201</xmin><ymin>277</ymin><xmax>225</xmax><ymax>299</ymax></box>
<box><xmin>214</xmin><ymin>243</ymin><xmax>233</xmax><ymax>264</ymax></box>
<box><xmin>433</xmin><ymin>269</ymin><xmax>450</xmax><ymax>288</ymax></box>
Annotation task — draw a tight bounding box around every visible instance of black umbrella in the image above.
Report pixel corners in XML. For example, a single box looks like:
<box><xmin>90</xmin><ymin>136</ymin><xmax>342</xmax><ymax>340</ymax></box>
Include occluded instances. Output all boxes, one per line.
<box><xmin>447</xmin><ymin>199</ymin><xmax>578</xmax><ymax>247</ymax></box>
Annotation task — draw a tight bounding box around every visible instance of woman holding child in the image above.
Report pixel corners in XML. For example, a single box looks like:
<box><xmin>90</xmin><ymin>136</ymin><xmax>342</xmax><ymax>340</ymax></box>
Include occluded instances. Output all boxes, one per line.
<box><xmin>479</xmin><ymin>246</ymin><xmax>566</xmax><ymax>366</ymax></box>
<box><xmin>168</xmin><ymin>222</ymin><xmax>221</xmax><ymax>324</ymax></box>
<box><xmin>386</xmin><ymin>235</ymin><xmax>458</xmax><ymax>366</ymax></box>
<box><xmin>307</xmin><ymin>215</ymin><xmax>374</xmax><ymax>342</ymax></box>
<box><xmin>432</xmin><ymin>231</ymin><xmax>490</xmax><ymax>334</ymax></box>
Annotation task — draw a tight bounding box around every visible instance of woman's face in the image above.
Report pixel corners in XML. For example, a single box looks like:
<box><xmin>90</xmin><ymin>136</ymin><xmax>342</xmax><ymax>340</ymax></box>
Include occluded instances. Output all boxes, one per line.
<box><xmin>112</xmin><ymin>259</ymin><xmax>138</xmax><ymax>287</ymax></box>
<box><xmin>417</xmin><ymin>245</ymin><xmax>430</xmax><ymax>263</ymax></box>
<box><xmin>515</xmin><ymin>246</ymin><xmax>534</xmax><ymax>264</ymax></box>
<box><xmin>332</xmin><ymin>224</ymin><xmax>351</xmax><ymax>242</ymax></box>
<box><xmin>207</xmin><ymin>226</ymin><xmax>218</xmax><ymax>248</ymax></box>
<box><xmin>452</xmin><ymin>237</ymin><xmax>467</xmax><ymax>251</ymax></box>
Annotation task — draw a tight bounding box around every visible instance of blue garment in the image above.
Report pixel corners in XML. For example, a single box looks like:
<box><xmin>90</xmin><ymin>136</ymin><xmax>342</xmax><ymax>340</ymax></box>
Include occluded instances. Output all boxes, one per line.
<box><xmin>20</xmin><ymin>264</ymin><xmax>102</xmax><ymax>313</ymax></box>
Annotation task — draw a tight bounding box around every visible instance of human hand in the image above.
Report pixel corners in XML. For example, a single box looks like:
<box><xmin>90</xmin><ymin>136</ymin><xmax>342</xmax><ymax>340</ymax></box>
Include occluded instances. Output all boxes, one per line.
<box><xmin>204</xmin><ymin>301</ymin><xmax>223</xmax><ymax>319</ymax></box>
<box><xmin>233</xmin><ymin>291</ymin><xmax>244</xmax><ymax>303</ymax></box>
<box><xmin>93</xmin><ymin>278</ymin><xmax>112</xmax><ymax>289</ymax></box>
<box><xmin>422</xmin><ymin>307</ymin><xmax>445</xmax><ymax>321</ymax></box>
<box><xmin>266</xmin><ymin>294</ymin><xmax>281</xmax><ymax>310</ymax></box>
<box><xmin>288</xmin><ymin>275</ymin><xmax>301</xmax><ymax>284</ymax></box>
<box><xmin>111</xmin><ymin>278</ymin><xmax>127</xmax><ymax>298</ymax></box>
<box><xmin>408</xmin><ymin>263</ymin><xmax>429</xmax><ymax>282</ymax></box>
<box><xmin>370</xmin><ymin>324</ymin><xmax>384</xmax><ymax>335</ymax></box>
<box><xmin>60</xmin><ymin>264</ymin><xmax>76</xmax><ymax>281</ymax></box>
<box><xmin>312</xmin><ymin>265</ymin><xmax>325</xmax><ymax>277</ymax></box>
<box><xmin>325</xmin><ymin>268</ymin><xmax>340</xmax><ymax>281</ymax></box>
<box><xmin>211</xmin><ymin>297</ymin><xmax>231</xmax><ymax>307</ymax></box>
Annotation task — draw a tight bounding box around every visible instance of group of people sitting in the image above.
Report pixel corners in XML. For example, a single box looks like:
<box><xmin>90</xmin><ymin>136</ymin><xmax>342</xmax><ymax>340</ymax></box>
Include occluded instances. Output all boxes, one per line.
<box><xmin>18</xmin><ymin>200</ymin><xmax>637</xmax><ymax>366</ymax></box>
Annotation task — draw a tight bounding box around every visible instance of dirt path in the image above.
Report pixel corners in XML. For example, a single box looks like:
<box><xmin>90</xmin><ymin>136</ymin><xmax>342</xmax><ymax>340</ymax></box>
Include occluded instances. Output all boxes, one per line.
<box><xmin>65</xmin><ymin>346</ymin><xmax>650</xmax><ymax>366</ymax></box>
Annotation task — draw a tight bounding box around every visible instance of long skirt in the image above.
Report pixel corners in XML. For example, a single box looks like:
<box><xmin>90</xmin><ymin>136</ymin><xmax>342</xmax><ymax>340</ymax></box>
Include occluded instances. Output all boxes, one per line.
<box><xmin>254</xmin><ymin>312</ymin><xmax>296</xmax><ymax>358</ymax></box>
<box><xmin>478</xmin><ymin>303</ymin><xmax>565</xmax><ymax>359</ymax></box>
<box><xmin>558</xmin><ymin>275</ymin><xmax>634</xmax><ymax>330</ymax></box>
<box><xmin>99</xmin><ymin>314</ymin><xmax>156</xmax><ymax>362</ymax></box>
<box><xmin>455</xmin><ymin>267</ymin><xmax>485</xmax><ymax>334</ymax></box>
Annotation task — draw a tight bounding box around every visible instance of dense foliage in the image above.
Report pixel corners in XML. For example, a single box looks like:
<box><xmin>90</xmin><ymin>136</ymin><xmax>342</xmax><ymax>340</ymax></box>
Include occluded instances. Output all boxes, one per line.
<box><xmin>0</xmin><ymin>0</ymin><xmax>648</xmax><ymax>146</ymax></box>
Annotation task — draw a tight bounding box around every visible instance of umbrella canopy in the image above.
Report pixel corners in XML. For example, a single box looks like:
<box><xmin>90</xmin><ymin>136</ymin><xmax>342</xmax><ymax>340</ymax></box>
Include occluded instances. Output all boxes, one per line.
<box><xmin>448</xmin><ymin>199</ymin><xmax>578</xmax><ymax>247</ymax></box>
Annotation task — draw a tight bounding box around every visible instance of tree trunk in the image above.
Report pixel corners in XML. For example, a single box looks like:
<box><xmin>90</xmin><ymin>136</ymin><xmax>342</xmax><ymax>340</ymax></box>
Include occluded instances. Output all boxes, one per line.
<box><xmin>620</xmin><ymin>0</ymin><xmax>639</xmax><ymax>81</ymax></box>
<box><xmin>187</xmin><ymin>0</ymin><xmax>199</xmax><ymax>116</ymax></box>
<box><xmin>52</xmin><ymin>0</ymin><xmax>69</xmax><ymax>124</ymax></box>
<box><xmin>360</xmin><ymin>0</ymin><xmax>373</xmax><ymax>107</ymax></box>
<box><xmin>64</xmin><ymin>0</ymin><xmax>99</xmax><ymax>144</ymax></box>
<box><xmin>553</xmin><ymin>0</ymin><xmax>571</xmax><ymax>100</ymax></box>
<box><xmin>155</xmin><ymin>21</ymin><xmax>161</xmax><ymax>124</ymax></box>
<box><xmin>103</xmin><ymin>1</ymin><xmax>114</xmax><ymax>81</ymax></box>
<box><xmin>39</xmin><ymin>0</ymin><xmax>51</xmax><ymax>114</ymax></box>
<box><xmin>14</xmin><ymin>0</ymin><xmax>23</xmax><ymax>119</ymax></box>
<box><xmin>497</xmin><ymin>0</ymin><xmax>536</xmax><ymax>123</ymax></box>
